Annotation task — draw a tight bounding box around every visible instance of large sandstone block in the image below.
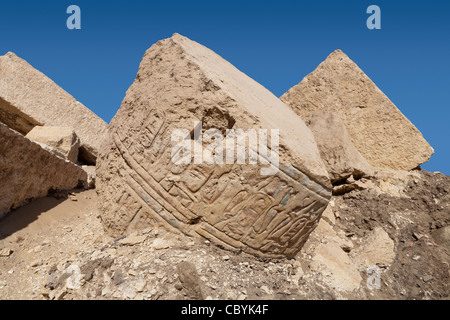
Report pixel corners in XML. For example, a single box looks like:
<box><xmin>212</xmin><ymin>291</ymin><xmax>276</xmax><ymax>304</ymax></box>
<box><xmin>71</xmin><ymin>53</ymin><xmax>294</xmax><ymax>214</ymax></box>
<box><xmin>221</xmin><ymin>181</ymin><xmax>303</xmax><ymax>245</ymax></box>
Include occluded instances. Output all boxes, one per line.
<box><xmin>281</xmin><ymin>50</ymin><xmax>434</xmax><ymax>171</ymax></box>
<box><xmin>305</xmin><ymin>111</ymin><xmax>372</xmax><ymax>184</ymax></box>
<box><xmin>0</xmin><ymin>123</ymin><xmax>87</xmax><ymax>218</ymax></box>
<box><xmin>26</xmin><ymin>126</ymin><xmax>80</xmax><ymax>163</ymax></box>
<box><xmin>97</xmin><ymin>34</ymin><xmax>332</xmax><ymax>259</ymax></box>
<box><xmin>0</xmin><ymin>52</ymin><xmax>107</xmax><ymax>164</ymax></box>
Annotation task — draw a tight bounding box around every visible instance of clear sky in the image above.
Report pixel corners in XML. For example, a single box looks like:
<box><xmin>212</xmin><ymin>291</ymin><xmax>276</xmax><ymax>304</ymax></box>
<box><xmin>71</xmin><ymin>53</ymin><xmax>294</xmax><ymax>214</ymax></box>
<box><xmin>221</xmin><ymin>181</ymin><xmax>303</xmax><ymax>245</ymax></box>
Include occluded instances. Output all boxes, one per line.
<box><xmin>0</xmin><ymin>0</ymin><xmax>448</xmax><ymax>174</ymax></box>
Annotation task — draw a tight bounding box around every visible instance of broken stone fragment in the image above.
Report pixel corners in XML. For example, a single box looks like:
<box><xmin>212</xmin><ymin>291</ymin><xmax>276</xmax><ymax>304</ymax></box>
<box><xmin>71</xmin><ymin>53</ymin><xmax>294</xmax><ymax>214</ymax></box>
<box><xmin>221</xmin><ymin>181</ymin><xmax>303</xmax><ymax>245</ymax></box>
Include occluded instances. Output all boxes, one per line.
<box><xmin>26</xmin><ymin>126</ymin><xmax>80</xmax><ymax>163</ymax></box>
<box><xmin>304</xmin><ymin>111</ymin><xmax>373</xmax><ymax>184</ymax></box>
<box><xmin>118</xmin><ymin>235</ymin><xmax>147</xmax><ymax>246</ymax></box>
<box><xmin>0</xmin><ymin>123</ymin><xmax>87</xmax><ymax>218</ymax></box>
<box><xmin>432</xmin><ymin>226</ymin><xmax>450</xmax><ymax>248</ymax></box>
<box><xmin>177</xmin><ymin>261</ymin><xmax>204</xmax><ymax>300</ymax></box>
<box><xmin>0</xmin><ymin>248</ymin><xmax>13</xmax><ymax>257</ymax></box>
<box><xmin>350</xmin><ymin>227</ymin><xmax>395</xmax><ymax>270</ymax></box>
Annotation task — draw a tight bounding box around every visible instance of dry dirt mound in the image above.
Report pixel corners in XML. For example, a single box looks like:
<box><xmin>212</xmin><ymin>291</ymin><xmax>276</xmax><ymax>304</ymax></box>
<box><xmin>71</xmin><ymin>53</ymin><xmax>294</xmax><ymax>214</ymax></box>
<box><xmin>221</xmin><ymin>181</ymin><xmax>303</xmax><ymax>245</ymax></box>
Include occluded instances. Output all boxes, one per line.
<box><xmin>333</xmin><ymin>170</ymin><xmax>450</xmax><ymax>299</ymax></box>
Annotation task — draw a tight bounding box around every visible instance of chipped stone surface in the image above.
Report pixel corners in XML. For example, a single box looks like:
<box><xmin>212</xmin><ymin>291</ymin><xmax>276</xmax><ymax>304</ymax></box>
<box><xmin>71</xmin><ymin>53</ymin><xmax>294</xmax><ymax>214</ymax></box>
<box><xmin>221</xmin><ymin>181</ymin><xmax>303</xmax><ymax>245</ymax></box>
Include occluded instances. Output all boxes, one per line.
<box><xmin>281</xmin><ymin>50</ymin><xmax>434</xmax><ymax>171</ymax></box>
<box><xmin>81</xmin><ymin>165</ymin><xmax>96</xmax><ymax>189</ymax></box>
<box><xmin>310</xmin><ymin>242</ymin><xmax>362</xmax><ymax>292</ymax></box>
<box><xmin>0</xmin><ymin>52</ymin><xmax>107</xmax><ymax>164</ymax></box>
<box><xmin>0</xmin><ymin>248</ymin><xmax>13</xmax><ymax>257</ymax></box>
<box><xmin>305</xmin><ymin>111</ymin><xmax>372</xmax><ymax>184</ymax></box>
<box><xmin>177</xmin><ymin>261</ymin><xmax>204</xmax><ymax>300</ymax></box>
<box><xmin>118</xmin><ymin>235</ymin><xmax>146</xmax><ymax>246</ymax></box>
<box><xmin>0</xmin><ymin>122</ymin><xmax>87</xmax><ymax>217</ymax></box>
<box><xmin>432</xmin><ymin>226</ymin><xmax>450</xmax><ymax>248</ymax></box>
<box><xmin>97</xmin><ymin>33</ymin><xmax>331</xmax><ymax>259</ymax></box>
<box><xmin>350</xmin><ymin>227</ymin><xmax>396</xmax><ymax>270</ymax></box>
<box><xmin>26</xmin><ymin>126</ymin><xmax>80</xmax><ymax>163</ymax></box>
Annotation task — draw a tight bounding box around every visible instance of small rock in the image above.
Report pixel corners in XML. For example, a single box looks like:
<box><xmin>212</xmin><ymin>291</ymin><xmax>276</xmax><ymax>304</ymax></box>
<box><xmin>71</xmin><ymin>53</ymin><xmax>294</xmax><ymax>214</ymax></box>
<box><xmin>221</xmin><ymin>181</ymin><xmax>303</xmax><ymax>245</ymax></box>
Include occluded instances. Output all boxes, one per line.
<box><xmin>413</xmin><ymin>232</ymin><xmax>423</xmax><ymax>240</ymax></box>
<box><xmin>8</xmin><ymin>269</ymin><xmax>14</xmax><ymax>274</ymax></box>
<box><xmin>226</xmin><ymin>290</ymin><xmax>237</xmax><ymax>300</ymax></box>
<box><xmin>423</xmin><ymin>275</ymin><xmax>434</xmax><ymax>283</ymax></box>
<box><xmin>102</xmin><ymin>287</ymin><xmax>112</xmax><ymax>296</ymax></box>
<box><xmin>65</xmin><ymin>264</ymin><xmax>83</xmax><ymax>290</ymax></box>
<box><xmin>174</xmin><ymin>283</ymin><xmax>183</xmax><ymax>291</ymax></box>
<box><xmin>177</xmin><ymin>261</ymin><xmax>204</xmax><ymax>300</ymax></box>
<box><xmin>52</xmin><ymin>288</ymin><xmax>67</xmax><ymax>300</ymax></box>
<box><xmin>151</xmin><ymin>238</ymin><xmax>171</xmax><ymax>250</ymax></box>
<box><xmin>45</xmin><ymin>273</ymin><xmax>59</xmax><ymax>290</ymax></box>
<box><xmin>119</xmin><ymin>235</ymin><xmax>146</xmax><ymax>246</ymax></box>
<box><xmin>121</xmin><ymin>284</ymin><xmax>136</xmax><ymax>299</ymax></box>
<box><xmin>341</xmin><ymin>245</ymin><xmax>352</xmax><ymax>253</ymax></box>
<box><xmin>260</xmin><ymin>285</ymin><xmax>271</xmax><ymax>295</ymax></box>
<box><xmin>0</xmin><ymin>248</ymin><xmax>13</xmax><ymax>257</ymax></box>
<box><xmin>51</xmin><ymin>191</ymin><xmax>68</xmax><ymax>200</ymax></box>
<box><xmin>334</xmin><ymin>210</ymin><xmax>340</xmax><ymax>219</ymax></box>
<box><xmin>31</xmin><ymin>259</ymin><xmax>43</xmax><ymax>267</ymax></box>
<box><xmin>345</xmin><ymin>232</ymin><xmax>355</xmax><ymax>237</ymax></box>
<box><xmin>41</xmin><ymin>289</ymin><xmax>50</xmax><ymax>299</ymax></box>
<box><xmin>412</xmin><ymin>255</ymin><xmax>421</xmax><ymax>261</ymax></box>
<box><xmin>222</xmin><ymin>255</ymin><xmax>230</xmax><ymax>261</ymax></box>
<box><xmin>113</xmin><ymin>269</ymin><xmax>125</xmax><ymax>285</ymax></box>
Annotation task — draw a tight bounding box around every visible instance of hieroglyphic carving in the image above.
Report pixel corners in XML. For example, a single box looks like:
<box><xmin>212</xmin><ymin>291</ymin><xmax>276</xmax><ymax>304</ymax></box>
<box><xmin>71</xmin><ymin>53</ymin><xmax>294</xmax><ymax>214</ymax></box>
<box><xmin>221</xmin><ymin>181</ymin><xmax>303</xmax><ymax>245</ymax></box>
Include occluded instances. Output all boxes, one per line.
<box><xmin>105</xmin><ymin>108</ymin><xmax>330</xmax><ymax>258</ymax></box>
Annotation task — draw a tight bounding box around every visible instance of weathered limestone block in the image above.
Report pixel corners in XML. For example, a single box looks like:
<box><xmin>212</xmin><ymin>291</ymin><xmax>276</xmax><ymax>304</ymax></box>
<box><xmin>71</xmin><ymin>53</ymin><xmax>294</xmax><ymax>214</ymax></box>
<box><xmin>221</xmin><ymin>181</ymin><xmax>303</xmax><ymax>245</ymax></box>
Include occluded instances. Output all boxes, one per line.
<box><xmin>281</xmin><ymin>50</ymin><xmax>434</xmax><ymax>171</ymax></box>
<box><xmin>0</xmin><ymin>123</ymin><xmax>87</xmax><ymax>218</ymax></box>
<box><xmin>0</xmin><ymin>52</ymin><xmax>107</xmax><ymax>164</ymax></box>
<box><xmin>26</xmin><ymin>126</ymin><xmax>80</xmax><ymax>163</ymax></box>
<box><xmin>350</xmin><ymin>227</ymin><xmax>395</xmax><ymax>270</ymax></box>
<box><xmin>81</xmin><ymin>165</ymin><xmax>96</xmax><ymax>189</ymax></box>
<box><xmin>305</xmin><ymin>111</ymin><xmax>372</xmax><ymax>184</ymax></box>
<box><xmin>96</xmin><ymin>34</ymin><xmax>332</xmax><ymax>259</ymax></box>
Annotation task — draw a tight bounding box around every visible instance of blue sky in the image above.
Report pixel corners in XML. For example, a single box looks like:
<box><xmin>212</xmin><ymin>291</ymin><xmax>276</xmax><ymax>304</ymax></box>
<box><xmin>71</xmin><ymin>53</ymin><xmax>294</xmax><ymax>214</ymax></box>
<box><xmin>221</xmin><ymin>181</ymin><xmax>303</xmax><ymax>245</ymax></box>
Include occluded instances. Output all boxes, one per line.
<box><xmin>0</xmin><ymin>0</ymin><xmax>449</xmax><ymax>174</ymax></box>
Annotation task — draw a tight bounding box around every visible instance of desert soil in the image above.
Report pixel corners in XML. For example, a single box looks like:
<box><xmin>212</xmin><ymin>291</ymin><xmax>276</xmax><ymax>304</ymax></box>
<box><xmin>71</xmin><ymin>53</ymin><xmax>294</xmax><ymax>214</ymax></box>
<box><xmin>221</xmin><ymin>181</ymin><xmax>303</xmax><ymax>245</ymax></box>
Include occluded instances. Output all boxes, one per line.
<box><xmin>0</xmin><ymin>170</ymin><xmax>448</xmax><ymax>300</ymax></box>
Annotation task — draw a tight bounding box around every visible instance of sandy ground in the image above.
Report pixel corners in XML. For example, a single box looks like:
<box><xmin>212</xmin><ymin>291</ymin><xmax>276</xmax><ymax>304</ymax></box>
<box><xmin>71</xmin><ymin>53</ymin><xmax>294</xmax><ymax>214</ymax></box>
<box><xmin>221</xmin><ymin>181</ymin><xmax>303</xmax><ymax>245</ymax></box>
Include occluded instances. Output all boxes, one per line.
<box><xmin>0</xmin><ymin>189</ymin><xmax>107</xmax><ymax>299</ymax></box>
<box><xmin>0</xmin><ymin>170</ymin><xmax>448</xmax><ymax>300</ymax></box>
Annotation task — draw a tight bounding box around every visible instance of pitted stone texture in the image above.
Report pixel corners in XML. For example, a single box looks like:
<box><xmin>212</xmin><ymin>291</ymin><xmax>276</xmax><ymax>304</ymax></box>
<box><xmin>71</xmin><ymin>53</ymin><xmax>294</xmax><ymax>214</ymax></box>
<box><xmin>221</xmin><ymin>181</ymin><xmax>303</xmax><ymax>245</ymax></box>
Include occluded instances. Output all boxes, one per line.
<box><xmin>0</xmin><ymin>123</ymin><xmax>87</xmax><ymax>218</ymax></box>
<box><xmin>97</xmin><ymin>34</ymin><xmax>331</xmax><ymax>259</ymax></box>
<box><xmin>281</xmin><ymin>50</ymin><xmax>434</xmax><ymax>171</ymax></box>
<box><xmin>26</xmin><ymin>126</ymin><xmax>80</xmax><ymax>163</ymax></box>
<box><xmin>0</xmin><ymin>52</ymin><xmax>107</xmax><ymax>164</ymax></box>
<box><xmin>305</xmin><ymin>111</ymin><xmax>372</xmax><ymax>184</ymax></box>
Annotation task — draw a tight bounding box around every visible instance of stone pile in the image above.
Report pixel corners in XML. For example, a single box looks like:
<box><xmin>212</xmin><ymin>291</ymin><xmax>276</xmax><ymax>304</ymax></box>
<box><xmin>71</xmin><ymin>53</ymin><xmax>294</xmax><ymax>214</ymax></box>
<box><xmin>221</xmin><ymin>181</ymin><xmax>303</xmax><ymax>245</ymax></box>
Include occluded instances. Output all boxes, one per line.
<box><xmin>0</xmin><ymin>36</ymin><xmax>435</xmax><ymax>264</ymax></box>
<box><xmin>0</xmin><ymin>52</ymin><xmax>106</xmax><ymax>217</ymax></box>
